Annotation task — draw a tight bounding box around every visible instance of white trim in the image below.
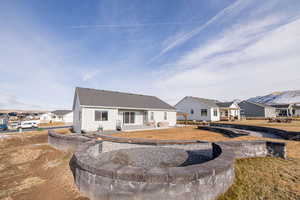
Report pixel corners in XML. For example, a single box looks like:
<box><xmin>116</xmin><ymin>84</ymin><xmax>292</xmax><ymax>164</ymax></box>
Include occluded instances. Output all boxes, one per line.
<box><xmin>80</xmin><ymin>105</ymin><xmax>176</xmax><ymax>112</ymax></box>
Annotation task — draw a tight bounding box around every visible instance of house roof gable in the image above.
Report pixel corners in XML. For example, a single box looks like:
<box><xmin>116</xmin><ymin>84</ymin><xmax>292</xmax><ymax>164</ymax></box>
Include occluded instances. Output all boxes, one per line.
<box><xmin>75</xmin><ymin>87</ymin><xmax>175</xmax><ymax>110</ymax></box>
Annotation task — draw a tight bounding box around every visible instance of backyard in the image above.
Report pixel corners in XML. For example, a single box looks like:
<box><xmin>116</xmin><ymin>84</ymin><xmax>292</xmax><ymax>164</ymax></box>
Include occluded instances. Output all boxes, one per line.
<box><xmin>0</xmin><ymin>126</ymin><xmax>299</xmax><ymax>200</ymax></box>
<box><xmin>113</xmin><ymin>127</ymin><xmax>300</xmax><ymax>200</ymax></box>
<box><xmin>218</xmin><ymin>119</ymin><xmax>300</xmax><ymax>132</ymax></box>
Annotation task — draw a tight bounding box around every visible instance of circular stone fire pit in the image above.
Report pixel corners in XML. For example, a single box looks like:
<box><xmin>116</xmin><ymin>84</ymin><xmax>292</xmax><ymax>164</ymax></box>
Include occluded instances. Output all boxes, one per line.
<box><xmin>100</xmin><ymin>147</ymin><xmax>189</xmax><ymax>169</ymax></box>
<box><xmin>70</xmin><ymin>140</ymin><xmax>236</xmax><ymax>200</ymax></box>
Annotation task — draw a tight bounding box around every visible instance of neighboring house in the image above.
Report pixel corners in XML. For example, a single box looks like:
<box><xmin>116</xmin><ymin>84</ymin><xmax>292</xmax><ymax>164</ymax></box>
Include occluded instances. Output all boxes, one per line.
<box><xmin>238</xmin><ymin>101</ymin><xmax>276</xmax><ymax>118</ymax></box>
<box><xmin>271</xmin><ymin>104</ymin><xmax>292</xmax><ymax>117</ymax></box>
<box><xmin>216</xmin><ymin>102</ymin><xmax>241</xmax><ymax>120</ymax></box>
<box><xmin>175</xmin><ymin>96</ymin><xmax>220</xmax><ymax>122</ymax></box>
<box><xmin>293</xmin><ymin>104</ymin><xmax>300</xmax><ymax>117</ymax></box>
<box><xmin>52</xmin><ymin>110</ymin><xmax>73</xmax><ymax>123</ymax></box>
<box><xmin>271</xmin><ymin>103</ymin><xmax>300</xmax><ymax>117</ymax></box>
<box><xmin>72</xmin><ymin>87</ymin><xmax>177</xmax><ymax>132</ymax></box>
<box><xmin>39</xmin><ymin>112</ymin><xmax>54</xmax><ymax>123</ymax></box>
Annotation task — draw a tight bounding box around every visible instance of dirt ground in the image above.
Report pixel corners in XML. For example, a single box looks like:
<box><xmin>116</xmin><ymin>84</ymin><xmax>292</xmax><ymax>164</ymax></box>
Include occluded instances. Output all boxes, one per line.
<box><xmin>219</xmin><ymin>119</ymin><xmax>300</xmax><ymax>132</ymax></box>
<box><xmin>0</xmin><ymin>129</ymin><xmax>88</xmax><ymax>200</ymax></box>
<box><xmin>38</xmin><ymin>122</ymin><xmax>67</xmax><ymax>127</ymax></box>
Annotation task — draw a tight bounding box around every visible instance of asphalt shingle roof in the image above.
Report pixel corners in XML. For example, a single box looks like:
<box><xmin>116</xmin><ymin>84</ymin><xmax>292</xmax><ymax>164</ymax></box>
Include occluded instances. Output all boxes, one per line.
<box><xmin>187</xmin><ymin>96</ymin><xmax>220</xmax><ymax>107</ymax></box>
<box><xmin>216</xmin><ymin>102</ymin><xmax>234</xmax><ymax>108</ymax></box>
<box><xmin>76</xmin><ymin>87</ymin><xmax>175</xmax><ymax>110</ymax></box>
<box><xmin>52</xmin><ymin>110</ymin><xmax>72</xmax><ymax>116</ymax></box>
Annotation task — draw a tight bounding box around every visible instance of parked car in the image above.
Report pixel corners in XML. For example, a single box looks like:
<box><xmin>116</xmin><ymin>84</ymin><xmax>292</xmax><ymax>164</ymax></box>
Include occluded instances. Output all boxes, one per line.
<box><xmin>9</xmin><ymin>121</ymin><xmax>19</xmax><ymax>128</ymax></box>
<box><xmin>17</xmin><ymin>122</ymin><xmax>38</xmax><ymax>129</ymax></box>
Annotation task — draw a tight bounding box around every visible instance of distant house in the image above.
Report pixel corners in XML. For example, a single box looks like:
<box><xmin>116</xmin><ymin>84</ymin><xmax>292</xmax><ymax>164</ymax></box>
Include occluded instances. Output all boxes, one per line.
<box><xmin>175</xmin><ymin>96</ymin><xmax>220</xmax><ymax>122</ymax></box>
<box><xmin>72</xmin><ymin>87</ymin><xmax>177</xmax><ymax>133</ymax></box>
<box><xmin>238</xmin><ymin>101</ymin><xmax>276</xmax><ymax>118</ymax></box>
<box><xmin>216</xmin><ymin>102</ymin><xmax>241</xmax><ymax>120</ymax></box>
<box><xmin>39</xmin><ymin>112</ymin><xmax>54</xmax><ymax>123</ymax></box>
<box><xmin>51</xmin><ymin>110</ymin><xmax>73</xmax><ymax>123</ymax></box>
<box><xmin>271</xmin><ymin>103</ymin><xmax>300</xmax><ymax>117</ymax></box>
<box><xmin>293</xmin><ymin>104</ymin><xmax>300</xmax><ymax>117</ymax></box>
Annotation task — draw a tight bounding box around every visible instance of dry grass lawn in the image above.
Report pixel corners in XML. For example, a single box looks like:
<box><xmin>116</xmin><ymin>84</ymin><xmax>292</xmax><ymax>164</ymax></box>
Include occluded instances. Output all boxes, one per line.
<box><xmin>219</xmin><ymin>119</ymin><xmax>300</xmax><ymax>132</ymax></box>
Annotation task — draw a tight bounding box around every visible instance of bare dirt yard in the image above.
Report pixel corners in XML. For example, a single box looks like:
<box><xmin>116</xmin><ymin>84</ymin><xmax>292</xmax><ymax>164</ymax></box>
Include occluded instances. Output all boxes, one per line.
<box><xmin>38</xmin><ymin>122</ymin><xmax>67</xmax><ymax>127</ymax></box>
<box><xmin>0</xmin><ymin>129</ymin><xmax>88</xmax><ymax>200</ymax></box>
<box><xmin>219</xmin><ymin>119</ymin><xmax>300</xmax><ymax>132</ymax></box>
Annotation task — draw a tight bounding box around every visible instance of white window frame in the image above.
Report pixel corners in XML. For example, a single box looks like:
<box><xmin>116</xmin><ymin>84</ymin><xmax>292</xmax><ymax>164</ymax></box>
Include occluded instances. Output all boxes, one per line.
<box><xmin>201</xmin><ymin>109</ymin><xmax>208</xmax><ymax>117</ymax></box>
<box><xmin>95</xmin><ymin>110</ymin><xmax>108</xmax><ymax>121</ymax></box>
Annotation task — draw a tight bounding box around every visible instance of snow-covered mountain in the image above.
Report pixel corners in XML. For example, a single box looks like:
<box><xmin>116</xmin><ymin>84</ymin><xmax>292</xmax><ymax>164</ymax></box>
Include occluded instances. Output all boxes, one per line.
<box><xmin>248</xmin><ymin>90</ymin><xmax>300</xmax><ymax>105</ymax></box>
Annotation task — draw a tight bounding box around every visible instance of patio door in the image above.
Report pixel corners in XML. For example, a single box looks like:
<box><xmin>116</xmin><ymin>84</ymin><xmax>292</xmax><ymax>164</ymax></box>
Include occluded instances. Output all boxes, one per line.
<box><xmin>123</xmin><ymin>112</ymin><xmax>135</xmax><ymax>124</ymax></box>
<box><xmin>143</xmin><ymin>111</ymin><xmax>148</xmax><ymax>124</ymax></box>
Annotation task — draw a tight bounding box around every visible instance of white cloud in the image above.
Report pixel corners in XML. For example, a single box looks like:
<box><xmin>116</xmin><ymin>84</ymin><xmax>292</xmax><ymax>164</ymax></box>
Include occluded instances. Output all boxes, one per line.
<box><xmin>150</xmin><ymin>0</ymin><xmax>250</xmax><ymax>61</ymax></box>
<box><xmin>82</xmin><ymin>69</ymin><xmax>101</xmax><ymax>81</ymax></box>
<box><xmin>154</xmin><ymin>17</ymin><xmax>300</xmax><ymax>104</ymax></box>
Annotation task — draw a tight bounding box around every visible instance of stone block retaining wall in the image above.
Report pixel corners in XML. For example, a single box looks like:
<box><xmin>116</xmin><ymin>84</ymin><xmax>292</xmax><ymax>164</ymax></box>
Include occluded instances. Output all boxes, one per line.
<box><xmin>48</xmin><ymin>130</ymin><xmax>286</xmax><ymax>200</ymax></box>
<box><xmin>48</xmin><ymin>131</ymin><xmax>91</xmax><ymax>152</ymax></box>
<box><xmin>70</xmin><ymin>140</ymin><xmax>235</xmax><ymax>200</ymax></box>
<box><xmin>211</xmin><ymin>123</ymin><xmax>300</xmax><ymax>140</ymax></box>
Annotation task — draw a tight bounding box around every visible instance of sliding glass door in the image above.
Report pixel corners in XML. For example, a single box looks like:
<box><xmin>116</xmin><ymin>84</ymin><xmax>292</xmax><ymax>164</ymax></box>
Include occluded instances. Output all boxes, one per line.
<box><xmin>123</xmin><ymin>112</ymin><xmax>135</xmax><ymax>124</ymax></box>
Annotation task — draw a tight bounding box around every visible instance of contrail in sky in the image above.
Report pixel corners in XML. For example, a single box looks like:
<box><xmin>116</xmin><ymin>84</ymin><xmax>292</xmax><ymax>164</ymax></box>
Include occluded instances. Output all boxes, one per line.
<box><xmin>69</xmin><ymin>22</ymin><xmax>201</xmax><ymax>29</ymax></box>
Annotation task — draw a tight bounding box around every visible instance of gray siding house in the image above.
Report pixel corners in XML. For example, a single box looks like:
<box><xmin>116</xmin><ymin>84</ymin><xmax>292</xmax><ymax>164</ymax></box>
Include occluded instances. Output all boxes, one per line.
<box><xmin>239</xmin><ymin>101</ymin><xmax>276</xmax><ymax>118</ymax></box>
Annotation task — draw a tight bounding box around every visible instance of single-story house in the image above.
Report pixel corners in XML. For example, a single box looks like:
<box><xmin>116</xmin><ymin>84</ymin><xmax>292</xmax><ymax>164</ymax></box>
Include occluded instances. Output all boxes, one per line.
<box><xmin>271</xmin><ymin>104</ymin><xmax>292</xmax><ymax>117</ymax></box>
<box><xmin>271</xmin><ymin>103</ymin><xmax>300</xmax><ymax>117</ymax></box>
<box><xmin>51</xmin><ymin>110</ymin><xmax>73</xmax><ymax>123</ymax></box>
<box><xmin>175</xmin><ymin>96</ymin><xmax>221</xmax><ymax>122</ymax></box>
<box><xmin>238</xmin><ymin>101</ymin><xmax>276</xmax><ymax>118</ymax></box>
<box><xmin>216</xmin><ymin>102</ymin><xmax>241</xmax><ymax>120</ymax></box>
<box><xmin>72</xmin><ymin>87</ymin><xmax>177</xmax><ymax>133</ymax></box>
<box><xmin>293</xmin><ymin>104</ymin><xmax>300</xmax><ymax>117</ymax></box>
<box><xmin>39</xmin><ymin>112</ymin><xmax>54</xmax><ymax>123</ymax></box>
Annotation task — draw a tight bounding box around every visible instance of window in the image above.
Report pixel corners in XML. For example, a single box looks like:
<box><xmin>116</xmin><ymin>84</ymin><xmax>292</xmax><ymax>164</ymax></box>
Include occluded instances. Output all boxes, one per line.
<box><xmin>190</xmin><ymin>109</ymin><xmax>194</xmax><ymax>114</ymax></box>
<box><xmin>201</xmin><ymin>109</ymin><xmax>208</xmax><ymax>116</ymax></box>
<box><xmin>213</xmin><ymin>109</ymin><xmax>218</xmax><ymax>117</ymax></box>
<box><xmin>164</xmin><ymin>112</ymin><xmax>167</xmax><ymax>120</ymax></box>
<box><xmin>123</xmin><ymin>112</ymin><xmax>135</xmax><ymax>124</ymax></box>
<box><xmin>95</xmin><ymin>111</ymin><xmax>108</xmax><ymax>121</ymax></box>
<box><xmin>79</xmin><ymin>110</ymin><xmax>82</xmax><ymax>121</ymax></box>
<box><xmin>150</xmin><ymin>112</ymin><xmax>154</xmax><ymax>120</ymax></box>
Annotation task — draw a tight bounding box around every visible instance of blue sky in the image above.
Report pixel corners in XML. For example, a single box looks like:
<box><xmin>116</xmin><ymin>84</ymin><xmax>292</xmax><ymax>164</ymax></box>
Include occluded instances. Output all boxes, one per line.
<box><xmin>0</xmin><ymin>0</ymin><xmax>300</xmax><ymax>110</ymax></box>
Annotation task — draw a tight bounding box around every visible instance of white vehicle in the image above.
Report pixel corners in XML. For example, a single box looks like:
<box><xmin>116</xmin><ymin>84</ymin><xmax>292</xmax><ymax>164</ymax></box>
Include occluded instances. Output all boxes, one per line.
<box><xmin>17</xmin><ymin>122</ymin><xmax>38</xmax><ymax>129</ymax></box>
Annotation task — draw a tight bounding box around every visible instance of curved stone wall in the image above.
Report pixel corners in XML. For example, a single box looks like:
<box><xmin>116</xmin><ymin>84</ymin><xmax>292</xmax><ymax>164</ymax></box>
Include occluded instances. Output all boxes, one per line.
<box><xmin>46</xmin><ymin>129</ymin><xmax>286</xmax><ymax>200</ymax></box>
<box><xmin>70</xmin><ymin>140</ymin><xmax>235</xmax><ymax>200</ymax></box>
<box><xmin>210</xmin><ymin>123</ymin><xmax>300</xmax><ymax>141</ymax></box>
<box><xmin>198</xmin><ymin>125</ymin><xmax>249</xmax><ymax>138</ymax></box>
<box><xmin>48</xmin><ymin>130</ymin><xmax>91</xmax><ymax>152</ymax></box>
<box><xmin>218</xmin><ymin>140</ymin><xmax>286</xmax><ymax>159</ymax></box>
<box><xmin>69</xmin><ymin>134</ymin><xmax>286</xmax><ymax>200</ymax></box>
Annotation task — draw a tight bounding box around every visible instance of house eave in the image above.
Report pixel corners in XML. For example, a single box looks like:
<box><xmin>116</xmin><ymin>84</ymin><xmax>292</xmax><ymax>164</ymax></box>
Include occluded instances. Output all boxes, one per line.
<box><xmin>80</xmin><ymin>105</ymin><xmax>176</xmax><ymax>111</ymax></box>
